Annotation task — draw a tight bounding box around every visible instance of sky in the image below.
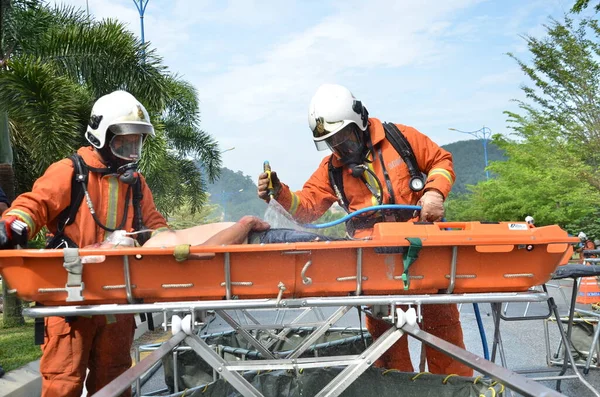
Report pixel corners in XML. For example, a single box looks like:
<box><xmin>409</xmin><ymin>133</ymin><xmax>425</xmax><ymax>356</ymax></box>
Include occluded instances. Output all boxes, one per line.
<box><xmin>52</xmin><ymin>0</ymin><xmax>590</xmax><ymax>190</ymax></box>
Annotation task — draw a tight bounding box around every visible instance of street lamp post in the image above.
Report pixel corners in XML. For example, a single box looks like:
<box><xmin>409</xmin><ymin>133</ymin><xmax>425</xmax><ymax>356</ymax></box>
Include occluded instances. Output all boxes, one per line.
<box><xmin>132</xmin><ymin>0</ymin><xmax>150</xmax><ymax>52</ymax></box>
<box><xmin>448</xmin><ymin>126</ymin><xmax>492</xmax><ymax>180</ymax></box>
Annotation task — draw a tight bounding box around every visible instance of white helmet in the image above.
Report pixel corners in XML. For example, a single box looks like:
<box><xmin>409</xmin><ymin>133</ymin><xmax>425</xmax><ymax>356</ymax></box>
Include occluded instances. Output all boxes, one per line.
<box><xmin>308</xmin><ymin>84</ymin><xmax>369</xmax><ymax>151</ymax></box>
<box><xmin>86</xmin><ymin>91</ymin><xmax>155</xmax><ymax>161</ymax></box>
<box><xmin>525</xmin><ymin>216</ymin><xmax>534</xmax><ymax>224</ymax></box>
<box><xmin>579</xmin><ymin>231</ymin><xmax>587</xmax><ymax>241</ymax></box>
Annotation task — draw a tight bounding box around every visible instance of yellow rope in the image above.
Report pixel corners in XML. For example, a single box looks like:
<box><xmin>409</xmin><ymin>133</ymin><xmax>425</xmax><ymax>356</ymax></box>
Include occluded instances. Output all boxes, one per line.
<box><xmin>181</xmin><ymin>389</ymin><xmax>188</xmax><ymax>397</ymax></box>
<box><xmin>498</xmin><ymin>383</ymin><xmax>505</xmax><ymax>394</ymax></box>
<box><xmin>382</xmin><ymin>368</ymin><xmax>402</xmax><ymax>376</ymax></box>
<box><xmin>410</xmin><ymin>371</ymin><xmax>431</xmax><ymax>381</ymax></box>
<box><xmin>442</xmin><ymin>374</ymin><xmax>458</xmax><ymax>384</ymax></box>
<box><xmin>487</xmin><ymin>386</ymin><xmax>497</xmax><ymax>397</ymax></box>
<box><xmin>473</xmin><ymin>375</ymin><xmax>483</xmax><ymax>384</ymax></box>
<box><xmin>202</xmin><ymin>384</ymin><xmax>209</xmax><ymax>393</ymax></box>
<box><xmin>575</xmin><ymin>311</ymin><xmax>596</xmax><ymax>326</ymax></box>
<box><xmin>299</xmin><ymin>368</ymin><xmax>304</xmax><ymax>374</ymax></box>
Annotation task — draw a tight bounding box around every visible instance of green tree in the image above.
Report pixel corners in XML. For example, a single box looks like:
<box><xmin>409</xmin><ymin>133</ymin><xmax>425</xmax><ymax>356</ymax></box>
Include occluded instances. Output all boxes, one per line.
<box><xmin>448</xmin><ymin>16</ymin><xmax>600</xmax><ymax>234</ymax></box>
<box><xmin>508</xmin><ymin>17</ymin><xmax>600</xmax><ymax>170</ymax></box>
<box><xmin>572</xmin><ymin>0</ymin><xmax>600</xmax><ymax>13</ymax></box>
<box><xmin>447</xmin><ymin>118</ymin><xmax>600</xmax><ymax>229</ymax></box>
<box><xmin>168</xmin><ymin>202</ymin><xmax>222</xmax><ymax>230</ymax></box>
<box><xmin>0</xmin><ymin>1</ymin><xmax>221</xmax><ymax>211</ymax></box>
<box><xmin>206</xmin><ymin>167</ymin><xmax>267</xmax><ymax>222</ymax></box>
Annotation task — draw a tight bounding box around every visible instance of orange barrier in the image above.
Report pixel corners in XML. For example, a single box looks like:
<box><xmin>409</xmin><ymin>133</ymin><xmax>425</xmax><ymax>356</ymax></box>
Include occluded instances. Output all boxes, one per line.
<box><xmin>576</xmin><ymin>277</ymin><xmax>600</xmax><ymax>304</ymax></box>
<box><xmin>0</xmin><ymin>222</ymin><xmax>576</xmax><ymax>306</ymax></box>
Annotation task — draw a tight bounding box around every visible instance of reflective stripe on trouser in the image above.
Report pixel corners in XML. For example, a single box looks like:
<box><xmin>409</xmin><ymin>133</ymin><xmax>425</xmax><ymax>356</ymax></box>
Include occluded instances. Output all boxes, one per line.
<box><xmin>40</xmin><ymin>314</ymin><xmax>136</xmax><ymax>397</ymax></box>
<box><xmin>365</xmin><ymin>304</ymin><xmax>473</xmax><ymax>376</ymax></box>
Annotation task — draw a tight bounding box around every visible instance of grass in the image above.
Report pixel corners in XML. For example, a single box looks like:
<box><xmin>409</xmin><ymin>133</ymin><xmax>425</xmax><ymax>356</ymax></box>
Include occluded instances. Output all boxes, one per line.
<box><xmin>0</xmin><ymin>316</ymin><xmax>42</xmax><ymax>373</ymax></box>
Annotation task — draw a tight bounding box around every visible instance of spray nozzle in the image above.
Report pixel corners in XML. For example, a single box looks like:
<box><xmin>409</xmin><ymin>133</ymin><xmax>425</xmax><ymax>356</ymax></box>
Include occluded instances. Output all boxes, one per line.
<box><xmin>263</xmin><ymin>161</ymin><xmax>275</xmax><ymax>200</ymax></box>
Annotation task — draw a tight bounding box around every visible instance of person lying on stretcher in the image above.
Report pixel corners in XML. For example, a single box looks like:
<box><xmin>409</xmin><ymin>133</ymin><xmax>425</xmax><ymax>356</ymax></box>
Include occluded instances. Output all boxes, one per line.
<box><xmin>91</xmin><ymin>215</ymin><xmax>343</xmax><ymax>249</ymax></box>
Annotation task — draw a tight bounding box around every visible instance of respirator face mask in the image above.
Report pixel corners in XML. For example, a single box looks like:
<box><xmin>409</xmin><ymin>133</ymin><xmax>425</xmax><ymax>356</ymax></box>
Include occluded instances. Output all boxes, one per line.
<box><xmin>109</xmin><ymin>133</ymin><xmax>143</xmax><ymax>162</ymax></box>
<box><xmin>327</xmin><ymin>124</ymin><xmax>367</xmax><ymax>175</ymax></box>
<box><xmin>99</xmin><ymin>129</ymin><xmax>145</xmax><ymax>184</ymax></box>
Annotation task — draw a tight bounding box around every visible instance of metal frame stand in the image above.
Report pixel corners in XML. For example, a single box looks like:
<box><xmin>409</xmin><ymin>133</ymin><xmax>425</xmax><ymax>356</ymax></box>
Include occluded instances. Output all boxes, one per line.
<box><xmin>495</xmin><ymin>284</ymin><xmax>600</xmax><ymax>396</ymax></box>
<box><xmin>24</xmin><ymin>291</ymin><xmax>581</xmax><ymax>397</ymax></box>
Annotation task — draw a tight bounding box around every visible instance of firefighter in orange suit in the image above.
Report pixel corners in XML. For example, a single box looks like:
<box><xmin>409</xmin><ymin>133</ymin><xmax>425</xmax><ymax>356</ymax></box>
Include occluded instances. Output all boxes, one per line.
<box><xmin>0</xmin><ymin>91</ymin><xmax>169</xmax><ymax>397</ymax></box>
<box><xmin>257</xmin><ymin>83</ymin><xmax>472</xmax><ymax>376</ymax></box>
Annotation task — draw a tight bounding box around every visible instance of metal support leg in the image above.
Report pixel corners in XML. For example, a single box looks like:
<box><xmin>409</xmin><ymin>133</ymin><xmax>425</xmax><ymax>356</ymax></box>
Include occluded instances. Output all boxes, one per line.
<box><xmin>216</xmin><ymin>309</ymin><xmax>275</xmax><ymax>359</ymax></box>
<box><xmin>286</xmin><ymin>306</ymin><xmax>351</xmax><ymax>359</ymax></box>
<box><xmin>134</xmin><ymin>346</ymin><xmax>141</xmax><ymax>396</ymax></box>
<box><xmin>184</xmin><ymin>334</ymin><xmax>263</xmax><ymax>397</ymax></box>
<box><xmin>554</xmin><ymin>281</ymin><xmax>579</xmax><ymax>391</ymax></box>
<box><xmin>315</xmin><ymin>326</ymin><xmax>405</xmax><ymax>397</ymax></box>
<box><xmin>490</xmin><ymin>302</ymin><xmax>508</xmax><ymax>368</ymax></box>
<box><xmin>402</xmin><ymin>325</ymin><xmax>565</xmax><ymax>397</ymax></box>
<box><xmin>547</xmin><ymin>296</ymin><xmax>600</xmax><ymax>397</ymax></box>
<box><xmin>173</xmin><ymin>350</ymin><xmax>179</xmax><ymax>393</ymax></box>
<box><xmin>265</xmin><ymin>308</ymin><xmax>316</xmax><ymax>350</ymax></box>
<box><xmin>584</xmin><ymin>322</ymin><xmax>600</xmax><ymax>374</ymax></box>
<box><xmin>93</xmin><ymin>331</ymin><xmax>187</xmax><ymax>397</ymax></box>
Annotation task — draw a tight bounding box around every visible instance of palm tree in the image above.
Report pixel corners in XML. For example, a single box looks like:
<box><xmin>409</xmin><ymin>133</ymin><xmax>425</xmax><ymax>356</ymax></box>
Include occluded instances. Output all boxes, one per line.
<box><xmin>0</xmin><ymin>0</ymin><xmax>221</xmax><ymax>201</ymax></box>
<box><xmin>0</xmin><ymin>0</ymin><xmax>221</xmax><ymax>325</ymax></box>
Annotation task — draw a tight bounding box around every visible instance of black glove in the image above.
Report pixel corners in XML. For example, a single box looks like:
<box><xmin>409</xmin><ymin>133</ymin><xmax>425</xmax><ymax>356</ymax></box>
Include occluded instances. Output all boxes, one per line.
<box><xmin>0</xmin><ymin>217</ymin><xmax>29</xmax><ymax>249</ymax></box>
<box><xmin>257</xmin><ymin>171</ymin><xmax>282</xmax><ymax>202</ymax></box>
<box><xmin>0</xmin><ymin>220</ymin><xmax>11</xmax><ymax>249</ymax></box>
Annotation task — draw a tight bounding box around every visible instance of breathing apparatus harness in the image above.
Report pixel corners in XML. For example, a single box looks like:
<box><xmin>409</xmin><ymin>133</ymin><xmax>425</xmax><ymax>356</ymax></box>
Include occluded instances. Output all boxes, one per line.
<box><xmin>327</xmin><ymin>122</ymin><xmax>426</xmax><ymax>234</ymax></box>
<box><xmin>46</xmin><ymin>154</ymin><xmax>148</xmax><ymax>249</ymax></box>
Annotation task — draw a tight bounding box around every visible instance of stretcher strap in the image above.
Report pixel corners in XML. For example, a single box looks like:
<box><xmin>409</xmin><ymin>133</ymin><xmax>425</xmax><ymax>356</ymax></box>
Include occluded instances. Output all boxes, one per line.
<box><xmin>63</xmin><ymin>248</ymin><xmax>84</xmax><ymax>301</ymax></box>
<box><xmin>402</xmin><ymin>237</ymin><xmax>422</xmax><ymax>290</ymax></box>
<box><xmin>173</xmin><ymin>244</ymin><xmax>191</xmax><ymax>262</ymax></box>
<box><xmin>63</xmin><ymin>248</ymin><xmax>83</xmax><ymax>284</ymax></box>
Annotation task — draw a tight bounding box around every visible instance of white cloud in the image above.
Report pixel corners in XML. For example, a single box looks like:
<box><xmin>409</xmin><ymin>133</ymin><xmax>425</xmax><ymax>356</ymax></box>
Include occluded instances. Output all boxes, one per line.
<box><xmin>49</xmin><ymin>0</ymin><xmax>568</xmax><ymax>190</ymax></box>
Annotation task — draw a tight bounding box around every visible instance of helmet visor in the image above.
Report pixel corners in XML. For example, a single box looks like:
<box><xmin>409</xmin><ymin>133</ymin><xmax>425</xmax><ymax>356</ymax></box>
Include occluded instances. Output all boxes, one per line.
<box><xmin>326</xmin><ymin>124</ymin><xmax>363</xmax><ymax>159</ymax></box>
<box><xmin>312</xmin><ymin>117</ymin><xmax>346</xmax><ymax>151</ymax></box>
<box><xmin>110</xmin><ymin>134</ymin><xmax>143</xmax><ymax>161</ymax></box>
<box><xmin>109</xmin><ymin>122</ymin><xmax>155</xmax><ymax>137</ymax></box>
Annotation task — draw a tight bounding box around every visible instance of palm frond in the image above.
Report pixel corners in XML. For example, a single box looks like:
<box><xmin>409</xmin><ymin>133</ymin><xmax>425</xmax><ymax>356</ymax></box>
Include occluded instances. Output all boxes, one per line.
<box><xmin>0</xmin><ymin>55</ymin><xmax>90</xmax><ymax>174</ymax></box>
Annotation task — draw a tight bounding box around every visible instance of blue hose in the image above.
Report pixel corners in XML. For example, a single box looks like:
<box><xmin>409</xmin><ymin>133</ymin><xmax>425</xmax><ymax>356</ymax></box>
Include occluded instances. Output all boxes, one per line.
<box><xmin>473</xmin><ymin>303</ymin><xmax>490</xmax><ymax>360</ymax></box>
<box><xmin>301</xmin><ymin>204</ymin><xmax>422</xmax><ymax>229</ymax></box>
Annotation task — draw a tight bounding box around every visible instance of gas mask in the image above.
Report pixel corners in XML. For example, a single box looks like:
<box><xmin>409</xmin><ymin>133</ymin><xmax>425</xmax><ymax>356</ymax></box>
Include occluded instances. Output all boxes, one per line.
<box><xmin>99</xmin><ymin>130</ymin><xmax>144</xmax><ymax>184</ymax></box>
<box><xmin>326</xmin><ymin>124</ymin><xmax>368</xmax><ymax>177</ymax></box>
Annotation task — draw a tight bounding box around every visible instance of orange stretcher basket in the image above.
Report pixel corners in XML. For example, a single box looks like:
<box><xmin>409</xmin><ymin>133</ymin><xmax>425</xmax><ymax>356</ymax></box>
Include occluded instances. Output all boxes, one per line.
<box><xmin>0</xmin><ymin>221</ymin><xmax>577</xmax><ymax>306</ymax></box>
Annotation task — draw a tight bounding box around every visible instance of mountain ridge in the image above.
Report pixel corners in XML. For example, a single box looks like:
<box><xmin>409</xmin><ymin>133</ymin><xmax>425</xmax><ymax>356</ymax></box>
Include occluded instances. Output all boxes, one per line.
<box><xmin>206</xmin><ymin>139</ymin><xmax>505</xmax><ymax>220</ymax></box>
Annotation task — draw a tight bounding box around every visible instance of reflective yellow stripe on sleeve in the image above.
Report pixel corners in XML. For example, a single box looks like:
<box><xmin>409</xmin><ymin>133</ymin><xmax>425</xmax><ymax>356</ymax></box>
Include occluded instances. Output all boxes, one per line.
<box><xmin>288</xmin><ymin>192</ymin><xmax>300</xmax><ymax>216</ymax></box>
<box><xmin>5</xmin><ymin>209</ymin><xmax>35</xmax><ymax>234</ymax></box>
<box><xmin>428</xmin><ymin>168</ymin><xmax>454</xmax><ymax>185</ymax></box>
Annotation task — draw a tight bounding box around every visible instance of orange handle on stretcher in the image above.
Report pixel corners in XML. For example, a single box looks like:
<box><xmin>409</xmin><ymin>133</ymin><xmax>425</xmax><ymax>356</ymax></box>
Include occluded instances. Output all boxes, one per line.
<box><xmin>436</xmin><ymin>222</ymin><xmax>469</xmax><ymax>230</ymax></box>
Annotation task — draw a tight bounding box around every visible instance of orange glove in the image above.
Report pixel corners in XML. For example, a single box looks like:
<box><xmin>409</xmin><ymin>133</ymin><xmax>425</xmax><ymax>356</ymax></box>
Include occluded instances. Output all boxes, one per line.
<box><xmin>418</xmin><ymin>190</ymin><xmax>445</xmax><ymax>222</ymax></box>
